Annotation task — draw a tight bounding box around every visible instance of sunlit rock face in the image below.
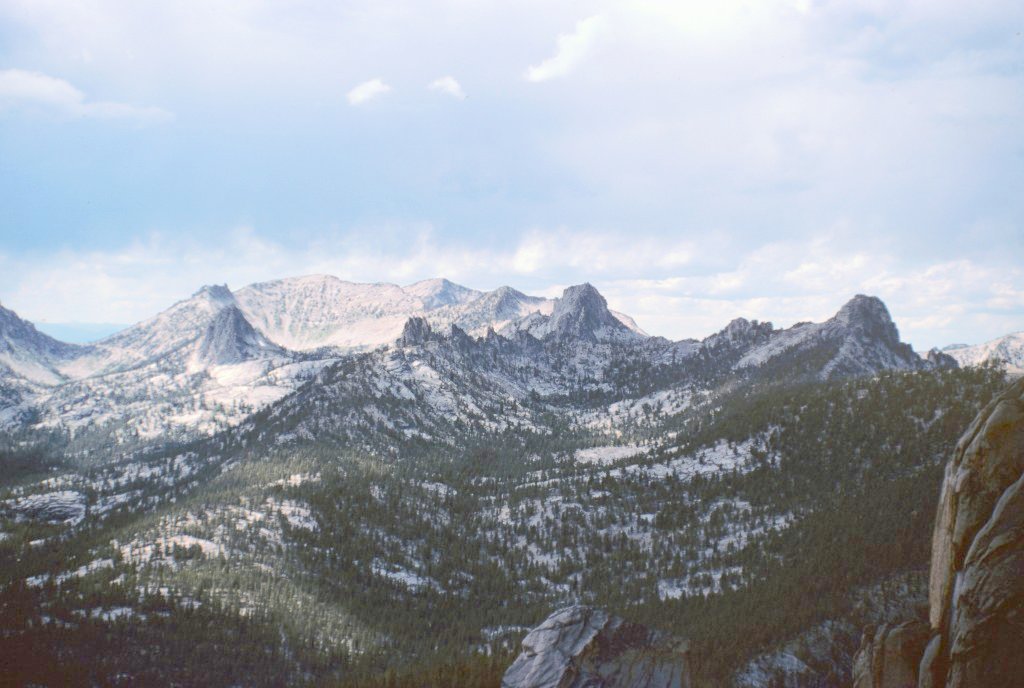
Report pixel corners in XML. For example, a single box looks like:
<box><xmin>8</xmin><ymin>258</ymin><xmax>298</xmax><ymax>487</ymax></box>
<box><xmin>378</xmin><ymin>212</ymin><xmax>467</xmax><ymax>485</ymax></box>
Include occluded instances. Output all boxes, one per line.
<box><xmin>501</xmin><ymin>606</ymin><xmax>691</xmax><ymax>688</ymax></box>
<box><xmin>851</xmin><ymin>620</ymin><xmax>930</xmax><ymax>688</ymax></box>
<box><xmin>195</xmin><ymin>305</ymin><xmax>279</xmax><ymax>366</ymax></box>
<box><xmin>920</xmin><ymin>376</ymin><xmax>1024</xmax><ymax>688</ymax></box>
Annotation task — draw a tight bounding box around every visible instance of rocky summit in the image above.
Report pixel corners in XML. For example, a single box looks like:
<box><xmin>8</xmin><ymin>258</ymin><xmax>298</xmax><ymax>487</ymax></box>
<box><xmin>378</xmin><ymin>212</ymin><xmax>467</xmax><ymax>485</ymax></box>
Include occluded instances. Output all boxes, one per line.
<box><xmin>501</xmin><ymin>606</ymin><xmax>691</xmax><ymax>688</ymax></box>
<box><xmin>537</xmin><ymin>283</ymin><xmax>636</xmax><ymax>343</ymax></box>
<box><xmin>195</xmin><ymin>305</ymin><xmax>280</xmax><ymax>366</ymax></box>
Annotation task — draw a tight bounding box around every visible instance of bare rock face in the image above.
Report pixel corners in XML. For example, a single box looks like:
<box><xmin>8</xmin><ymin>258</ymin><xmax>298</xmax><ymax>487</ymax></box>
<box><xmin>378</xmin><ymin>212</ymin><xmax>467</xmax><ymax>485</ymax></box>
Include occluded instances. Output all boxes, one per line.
<box><xmin>397</xmin><ymin>316</ymin><xmax>439</xmax><ymax>347</ymax></box>
<box><xmin>501</xmin><ymin>606</ymin><xmax>691</xmax><ymax>688</ymax></box>
<box><xmin>941</xmin><ymin>468</ymin><xmax>1024</xmax><ymax>686</ymax></box>
<box><xmin>920</xmin><ymin>377</ymin><xmax>1024</xmax><ymax>688</ymax></box>
<box><xmin>4</xmin><ymin>490</ymin><xmax>87</xmax><ymax>525</ymax></box>
<box><xmin>196</xmin><ymin>305</ymin><xmax>278</xmax><ymax>366</ymax></box>
<box><xmin>851</xmin><ymin>620</ymin><xmax>930</xmax><ymax>688</ymax></box>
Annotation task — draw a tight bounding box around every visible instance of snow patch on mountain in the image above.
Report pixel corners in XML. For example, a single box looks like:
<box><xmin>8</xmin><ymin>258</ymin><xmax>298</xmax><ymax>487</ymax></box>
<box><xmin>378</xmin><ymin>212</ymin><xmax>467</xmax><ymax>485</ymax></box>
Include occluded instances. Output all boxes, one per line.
<box><xmin>235</xmin><ymin>275</ymin><xmax>600</xmax><ymax>352</ymax></box>
<box><xmin>0</xmin><ymin>302</ymin><xmax>82</xmax><ymax>392</ymax></box>
<box><xmin>944</xmin><ymin>331</ymin><xmax>1024</xmax><ymax>375</ymax></box>
<box><xmin>610</xmin><ymin>309</ymin><xmax>647</xmax><ymax>335</ymax></box>
<box><xmin>736</xmin><ymin>295</ymin><xmax>921</xmax><ymax>378</ymax></box>
<box><xmin>433</xmin><ymin>286</ymin><xmax>553</xmax><ymax>337</ymax></box>
<box><xmin>574</xmin><ymin>445</ymin><xmax>645</xmax><ymax>466</ymax></box>
<box><xmin>403</xmin><ymin>277</ymin><xmax>481</xmax><ymax>309</ymax></box>
<box><xmin>62</xmin><ymin>284</ymin><xmax>238</xmax><ymax>378</ymax></box>
<box><xmin>372</xmin><ymin>560</ymin><xmax>440</xmax><ymax>592</ymax></box>
<box><xmin>266</xmin><ymin>498</ymin><xmax>318</xmax><ymax>531</ymax></box>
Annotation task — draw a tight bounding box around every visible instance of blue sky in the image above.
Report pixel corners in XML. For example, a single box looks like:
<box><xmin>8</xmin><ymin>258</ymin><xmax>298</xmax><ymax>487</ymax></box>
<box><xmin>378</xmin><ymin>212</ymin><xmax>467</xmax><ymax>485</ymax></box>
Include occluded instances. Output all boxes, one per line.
<box><xmin>0</xmin><ymin>1</ymin><xmax>1022</xmax><ymax>348</ymax></box>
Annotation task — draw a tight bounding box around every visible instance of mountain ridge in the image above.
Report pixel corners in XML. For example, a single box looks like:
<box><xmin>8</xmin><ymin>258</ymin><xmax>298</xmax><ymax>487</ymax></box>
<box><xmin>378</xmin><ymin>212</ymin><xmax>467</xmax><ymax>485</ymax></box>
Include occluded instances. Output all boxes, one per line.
<box><xmin>1</xmin><ymin>279</ymin><xmax>1014</xmax><ymax>688</ymax></box>
<box><xmin>0</xmin><ymin>278</ymin><xmax>979</xmax><ymax>442</ymax></box>
<box><xmin>942</xmin><ymin>331</ymin><xmax>1024</xmax><ymax>375</ymax></box>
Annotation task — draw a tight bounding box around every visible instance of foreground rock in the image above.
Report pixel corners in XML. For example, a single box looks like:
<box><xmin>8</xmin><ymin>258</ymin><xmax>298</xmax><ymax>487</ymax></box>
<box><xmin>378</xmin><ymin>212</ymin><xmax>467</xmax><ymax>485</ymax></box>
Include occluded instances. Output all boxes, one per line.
<box><xmin>735</xmin><ymin>619</ymin><xmax>854</xmax><ymax>688</ymax></box>
<box><xmin>851</xmin><ymin>620</ymin><xmax>930</xmax><ymax>688</ymax></box>
<box><xmin>920</xmin><ymin>376</ymin><xmax>1024</xmax><ymax>688</ymax></box>
<box><xmin>733</xmin><ymin>571</ymin><xmax>929</xmax><ymax>688</ymax></box>
<box><xmin>501</xmin><ymin>606</ymin><xmax>691</xmax><ymax>688</ymax></box>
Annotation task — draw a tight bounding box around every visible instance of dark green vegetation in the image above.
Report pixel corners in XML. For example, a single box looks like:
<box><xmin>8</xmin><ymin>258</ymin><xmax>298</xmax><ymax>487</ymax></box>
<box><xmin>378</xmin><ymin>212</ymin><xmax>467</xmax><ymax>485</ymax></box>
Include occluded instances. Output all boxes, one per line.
<box><xmin>630</xmin><ymin>366</ymin><xmax>1004</xmax><ymax>682</ymax></box>
<box><xmin>0</xmin><ymin>364</ymin><xmax>1007</xmax><ymax>686</ymax></box>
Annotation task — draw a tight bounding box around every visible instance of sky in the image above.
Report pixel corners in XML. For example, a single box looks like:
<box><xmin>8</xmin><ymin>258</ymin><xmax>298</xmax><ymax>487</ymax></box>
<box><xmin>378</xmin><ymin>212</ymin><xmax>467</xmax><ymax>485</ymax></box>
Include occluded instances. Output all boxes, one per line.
<box><xmin>0</xmin><ymin>0</ymin><xmax>1021</xmax><ymax>349</ymax></box>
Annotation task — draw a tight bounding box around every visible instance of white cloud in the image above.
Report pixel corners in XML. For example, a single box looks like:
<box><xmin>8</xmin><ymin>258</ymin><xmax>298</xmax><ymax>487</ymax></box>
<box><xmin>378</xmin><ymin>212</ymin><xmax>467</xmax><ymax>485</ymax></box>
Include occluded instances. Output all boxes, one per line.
<box><xmin>428</xmin><ymin>75</ymin><xmax>466</xmax><ymax>99</ymax></box>
<box><xmin>525</xmin><ymin>14</ymin><xmax>609</xmax><ymax>82</ymax></box>
<box><xmin>0</xmin><ymin>68</ymin><xmax>171</xmax><ymax>122</ymax></box>
<box><xmin>0</xmin><ymin>2</ymin><xmax>1021</xmax><ymax>351</ymax></box>
<box><xmin>507</xmin><ymin>229</ymin><xmax>693</xmax><ymax>276</ymax></box>
<box><xmin>347</xmin><ymin>78</ymin><xmax>391</xmax><ymax>105</ymax></box>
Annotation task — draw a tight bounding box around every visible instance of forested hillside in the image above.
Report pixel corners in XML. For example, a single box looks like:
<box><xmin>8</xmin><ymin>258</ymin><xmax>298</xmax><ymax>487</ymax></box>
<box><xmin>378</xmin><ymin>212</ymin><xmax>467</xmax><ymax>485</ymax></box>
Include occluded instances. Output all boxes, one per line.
<box><xmin>0</xmin><ymin>361</ymin><xmax>1005</xmax><ymax>686</ymax></box>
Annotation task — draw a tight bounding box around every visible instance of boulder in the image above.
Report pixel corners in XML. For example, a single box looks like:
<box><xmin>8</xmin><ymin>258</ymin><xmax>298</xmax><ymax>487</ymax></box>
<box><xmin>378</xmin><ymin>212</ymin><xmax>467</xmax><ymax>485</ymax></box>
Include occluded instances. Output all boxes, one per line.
<box><xmin>501</xmin><ymin>606</ymin><xmax>691</xmax><ymax>688</ymax></box>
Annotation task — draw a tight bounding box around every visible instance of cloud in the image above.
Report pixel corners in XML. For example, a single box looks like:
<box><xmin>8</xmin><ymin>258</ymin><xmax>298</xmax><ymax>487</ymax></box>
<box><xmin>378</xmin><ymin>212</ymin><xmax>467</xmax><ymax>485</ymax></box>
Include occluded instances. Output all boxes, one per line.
<box><xmin>507</xmin><ymin>229</ymin><xmax>693</xmax><ymax>276</ymax></box>
<box><xmin>0</xmin><ymin>226</ymin><xmax>496</xmax><ymax>325</ymax></box>
<box><xmin>0</xmin><ymin>68</ymin><xmax>172</xmax><ymax>122</ymax></box>
<box><xmin>525</xmin><ymin>14</ymin><xmax>609</xmax><ymax>82</ymax></box>
<box><xmin>0</xmin><ymin>226</ymin><xmax>693</xmax><ymax>324</ymax></box>
<box><xmin>346</xmin><ymin>78</ymin><xmax>391</xmax><ymax>105</ymax></box>
<box><xmin>0</xmin><ymin>2</ymin><xmax>1020</xmax><ymax>351</ymax></box>
<box><xmin>428</xmin><ymin>75</ymin><xmax>466</xmax><ymax>100</ymax></box>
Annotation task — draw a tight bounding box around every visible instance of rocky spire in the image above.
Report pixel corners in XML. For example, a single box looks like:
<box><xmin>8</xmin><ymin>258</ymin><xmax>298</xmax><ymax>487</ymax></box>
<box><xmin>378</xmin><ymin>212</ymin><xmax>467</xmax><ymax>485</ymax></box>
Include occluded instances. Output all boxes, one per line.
<box><xmin>704</xmin><ymin>317</ymin><xmax>774</xmax><ymax>350</ymax></box>
<box><xmin>545</xmin><ymin>283</ymin><xmax>633</xmax><ymax>343</ymax></box>
<box><xmin>398</xmin><ymin>316</ymin><xmax>436</xmax><ymax>347</ymax></box>
<box><xmin>195</xmin><ymin>305</ymin><xmax>275</xmax><ymax>365</ymax></box>
<box><xmin>832</xmin><ymin>294</ymin><xmax>901</xmax><ymax>346</ymax></box>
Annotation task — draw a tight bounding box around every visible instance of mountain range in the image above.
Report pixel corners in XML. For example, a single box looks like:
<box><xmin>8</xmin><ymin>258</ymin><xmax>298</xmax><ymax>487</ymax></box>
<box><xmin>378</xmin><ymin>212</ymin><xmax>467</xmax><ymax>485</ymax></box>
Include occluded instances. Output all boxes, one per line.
<box><xmin>0</xmin><ymin>275</ymin><xmax>1021</xmax><ymax>687</ymax></box>
<box><xmin>941</xmin><ymin>331</ymin><xmax>1024</xmax><ymax>375</ymax></box>
<box><xmin>3</xmin><ymin>275</ymin><xmax>1005</xmax><ymax>444</ymax></box>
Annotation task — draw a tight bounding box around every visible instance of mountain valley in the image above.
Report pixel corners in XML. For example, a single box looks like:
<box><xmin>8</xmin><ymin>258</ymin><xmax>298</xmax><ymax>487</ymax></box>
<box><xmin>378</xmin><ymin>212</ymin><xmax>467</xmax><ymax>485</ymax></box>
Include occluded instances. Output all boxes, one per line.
<box><xmin>0</xmin><ymin>276</ymin><xmax>1018</xmax><ymax>687</ymax></box>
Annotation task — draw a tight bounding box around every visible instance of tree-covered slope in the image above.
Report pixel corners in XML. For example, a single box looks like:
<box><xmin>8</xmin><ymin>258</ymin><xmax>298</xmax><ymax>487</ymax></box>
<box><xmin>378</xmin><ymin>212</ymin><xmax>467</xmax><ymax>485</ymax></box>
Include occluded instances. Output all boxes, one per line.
<box><xmin>0</xmin><ymin>364</ymin><xmax>1006</xmax><ymax>686</ymax></box>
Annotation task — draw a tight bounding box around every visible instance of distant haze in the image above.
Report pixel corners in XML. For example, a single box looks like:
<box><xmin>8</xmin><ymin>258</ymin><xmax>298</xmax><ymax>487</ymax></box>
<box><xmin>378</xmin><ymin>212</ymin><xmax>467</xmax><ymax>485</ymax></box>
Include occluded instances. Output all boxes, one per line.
<box><xmin>34</xmin><ymin>323</ymin><xmax>129</xmax><ymax>344</ymax></box>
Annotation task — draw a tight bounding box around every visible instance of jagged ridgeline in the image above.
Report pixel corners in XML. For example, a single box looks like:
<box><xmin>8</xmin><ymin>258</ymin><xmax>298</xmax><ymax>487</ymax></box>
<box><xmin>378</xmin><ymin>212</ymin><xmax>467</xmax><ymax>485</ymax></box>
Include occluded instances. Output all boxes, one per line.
<box><xmin>0</xmin><ymin>277</ymin><xmax>1013</xmax><ymax>686</ymax></box>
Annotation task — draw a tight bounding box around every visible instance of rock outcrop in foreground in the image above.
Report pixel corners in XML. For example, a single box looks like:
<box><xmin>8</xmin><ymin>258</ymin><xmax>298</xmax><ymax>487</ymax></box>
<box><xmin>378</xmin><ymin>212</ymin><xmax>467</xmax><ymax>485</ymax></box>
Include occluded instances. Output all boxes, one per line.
<box><xmin>852</xmin><ymin>620</ymin><xmax>930</xmax><ymax>688</ymax></box>
<box><xmin>852</xmin><ymin>377</ymin><xmax>1024</xmax><ymax>688</ymax></box>
<box><xmin>920</xmin><ymin>376</ymin><xmax>1024</xmax><ymax>688</ymax></box>
<box><xmin>501</xmin><ymin>606</ymin><xmax>691</xmax><ymax>688</ymax></box>
<box><xmin>734</xmin><ymin>570</ymin><xmax>929</xmax><ymax>688</ymax></box>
